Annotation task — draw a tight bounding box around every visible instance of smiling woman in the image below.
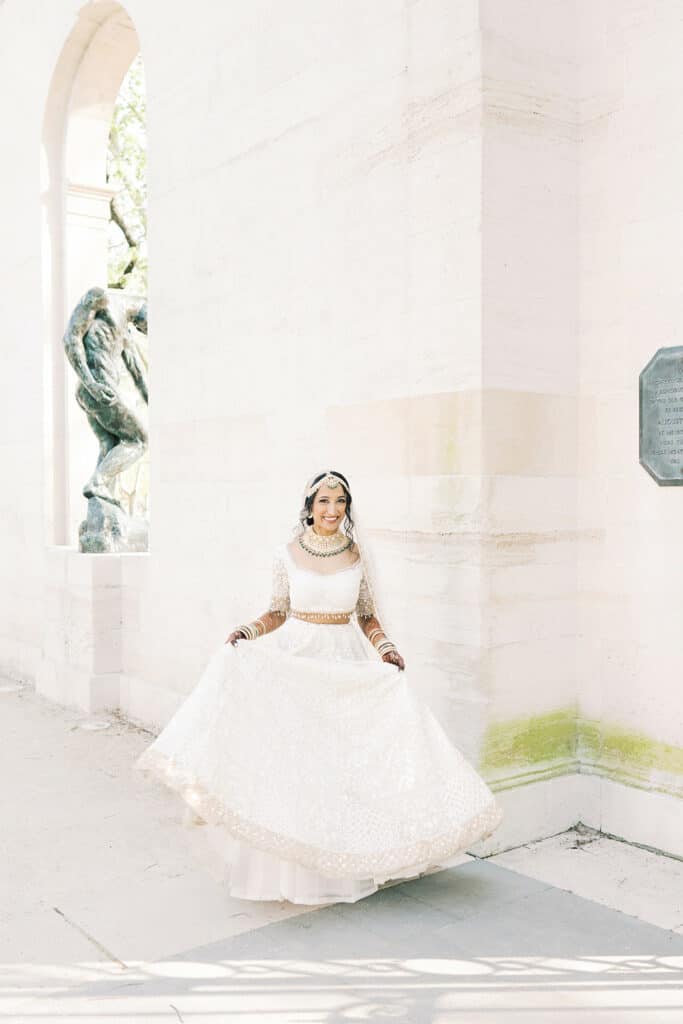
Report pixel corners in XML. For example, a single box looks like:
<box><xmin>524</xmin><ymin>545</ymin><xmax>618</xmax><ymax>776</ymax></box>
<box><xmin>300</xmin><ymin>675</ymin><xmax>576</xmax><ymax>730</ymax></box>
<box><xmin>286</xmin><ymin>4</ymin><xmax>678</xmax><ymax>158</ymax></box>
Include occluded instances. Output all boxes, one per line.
<box><xmin>134</xmin><ymin>469</ymin><xmax>504</xmax><ymax>905</ymax></box>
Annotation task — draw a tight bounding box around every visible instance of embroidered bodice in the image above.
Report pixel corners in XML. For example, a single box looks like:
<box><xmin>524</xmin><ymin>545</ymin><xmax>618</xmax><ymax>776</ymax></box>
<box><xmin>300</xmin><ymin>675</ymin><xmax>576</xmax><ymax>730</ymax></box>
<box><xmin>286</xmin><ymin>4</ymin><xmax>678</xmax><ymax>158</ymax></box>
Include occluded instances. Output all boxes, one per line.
<box><xmin>269</xmin><ymin>544</ymin><xmax>375</xmax><ymax>617</ymax></box>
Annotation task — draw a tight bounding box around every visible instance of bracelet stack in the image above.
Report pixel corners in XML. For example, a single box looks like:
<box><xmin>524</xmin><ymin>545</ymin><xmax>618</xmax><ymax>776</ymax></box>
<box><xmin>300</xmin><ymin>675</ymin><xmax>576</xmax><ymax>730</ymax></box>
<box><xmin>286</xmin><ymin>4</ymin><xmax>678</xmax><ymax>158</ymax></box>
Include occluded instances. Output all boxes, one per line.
<box><xmin>367</xmin><ymin>626</ymin><xmax>397</xmax><ymax>657</ymax></box>
<box><xmin>236</xmin><ymin>618</ymin><xmax>266</xmax><ymax>640</ymax></box>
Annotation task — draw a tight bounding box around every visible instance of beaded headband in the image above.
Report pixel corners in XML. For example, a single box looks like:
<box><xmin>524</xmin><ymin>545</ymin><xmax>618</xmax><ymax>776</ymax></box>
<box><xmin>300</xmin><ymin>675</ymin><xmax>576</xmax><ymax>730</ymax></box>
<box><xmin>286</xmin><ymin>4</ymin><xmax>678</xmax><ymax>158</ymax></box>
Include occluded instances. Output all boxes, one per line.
<box><xmin>304</xmin><ymin>472</ymin><xmax>349</xmax><ymax>500</ymax></box>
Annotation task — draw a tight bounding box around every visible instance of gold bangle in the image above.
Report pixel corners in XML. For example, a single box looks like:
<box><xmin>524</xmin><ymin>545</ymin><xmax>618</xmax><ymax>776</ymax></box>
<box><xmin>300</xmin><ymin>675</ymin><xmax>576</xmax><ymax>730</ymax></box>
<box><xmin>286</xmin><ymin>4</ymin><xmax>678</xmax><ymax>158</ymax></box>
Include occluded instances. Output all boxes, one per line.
<box><xmin>372</xmin><ymin>635</ymin><xmax>390</xmax><ymax>649</ymax></box>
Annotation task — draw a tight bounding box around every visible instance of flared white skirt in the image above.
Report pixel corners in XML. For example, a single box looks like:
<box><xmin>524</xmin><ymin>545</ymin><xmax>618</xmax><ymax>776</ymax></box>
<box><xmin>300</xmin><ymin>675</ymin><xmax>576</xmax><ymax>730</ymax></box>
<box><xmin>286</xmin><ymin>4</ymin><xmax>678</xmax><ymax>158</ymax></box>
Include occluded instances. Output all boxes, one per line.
<box><xmin>134</xmin><ymin>618</ymin><xmax>503</xmax><ymax>905</ymax></box>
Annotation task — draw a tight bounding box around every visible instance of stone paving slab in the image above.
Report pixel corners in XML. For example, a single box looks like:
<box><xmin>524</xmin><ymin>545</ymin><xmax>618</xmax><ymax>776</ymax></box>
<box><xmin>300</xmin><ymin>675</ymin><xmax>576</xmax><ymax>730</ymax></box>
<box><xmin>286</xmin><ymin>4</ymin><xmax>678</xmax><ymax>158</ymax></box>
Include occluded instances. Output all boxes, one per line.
<box><xmin>15</xmin><ymin>860</ymin><xmax>683</xmax><ymax>1024</ymax></box>
<box><xmin>0</xmin><ymin>683</ymin><xmax>312</xmax><ymax>979</ymax></box>
<box><xmin>492</xmin><ymin>828</ymin><xmax>683</xmax><ymax>933</ymax></box>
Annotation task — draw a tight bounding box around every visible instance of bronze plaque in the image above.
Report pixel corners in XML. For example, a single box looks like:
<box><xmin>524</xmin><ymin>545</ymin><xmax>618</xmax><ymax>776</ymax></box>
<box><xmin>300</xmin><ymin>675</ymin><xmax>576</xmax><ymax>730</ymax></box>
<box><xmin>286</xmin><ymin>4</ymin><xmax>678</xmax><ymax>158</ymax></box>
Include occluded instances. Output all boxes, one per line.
<box><xmin>640</xmin><ymin>345</ymin><xmax>683</xmax><ymax>485</ymax></box>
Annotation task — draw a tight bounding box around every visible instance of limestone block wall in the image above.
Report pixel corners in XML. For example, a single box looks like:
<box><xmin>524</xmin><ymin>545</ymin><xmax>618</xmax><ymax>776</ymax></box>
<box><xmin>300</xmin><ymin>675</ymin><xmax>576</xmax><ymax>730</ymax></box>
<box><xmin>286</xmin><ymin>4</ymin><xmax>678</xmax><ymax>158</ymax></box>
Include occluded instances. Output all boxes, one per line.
<box><xmin>0</xmin><ymin>1</ymin><xmax>66</xmax><ymax>685</ymax></box>
<box><xmin>475</xmin><ymin>1</ymin><xmax>581</xmax><ymax>836</ymax></box>
<box><xmin>576</xmin><ymin>0</ymin><xmax>683</xmax><ymax>853</ymax></box>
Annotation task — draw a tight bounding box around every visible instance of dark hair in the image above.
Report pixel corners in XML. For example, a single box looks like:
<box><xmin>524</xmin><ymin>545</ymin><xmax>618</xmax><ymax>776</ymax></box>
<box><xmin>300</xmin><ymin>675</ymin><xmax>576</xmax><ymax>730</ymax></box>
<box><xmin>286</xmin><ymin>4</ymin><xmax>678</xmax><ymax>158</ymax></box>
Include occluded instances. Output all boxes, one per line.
<box><xmin>296</xmin><ymin>471</ymin><xmax>355</xmax><ymax>541</ymax></box>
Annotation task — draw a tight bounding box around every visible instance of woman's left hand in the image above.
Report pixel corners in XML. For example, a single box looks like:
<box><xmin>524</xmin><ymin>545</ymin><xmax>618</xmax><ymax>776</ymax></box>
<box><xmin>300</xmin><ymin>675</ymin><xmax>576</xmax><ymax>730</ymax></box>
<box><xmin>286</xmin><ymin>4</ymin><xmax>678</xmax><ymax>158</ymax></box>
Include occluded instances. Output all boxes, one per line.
<box><xmin>382</xmin><ymin>650</ymin><xmax>405</xmax><ymax>671</ymax></box>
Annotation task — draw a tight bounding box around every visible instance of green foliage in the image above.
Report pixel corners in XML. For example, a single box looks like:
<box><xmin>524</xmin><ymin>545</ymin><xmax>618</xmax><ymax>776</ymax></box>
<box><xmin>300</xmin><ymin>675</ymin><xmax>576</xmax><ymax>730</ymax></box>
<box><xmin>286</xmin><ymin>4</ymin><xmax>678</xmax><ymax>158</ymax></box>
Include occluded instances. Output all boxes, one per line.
<box><xmin>106</xmin><ymin>54</ymin><xmax>149</xmax><ymax>518</ymax></box>
<box><xmin>107</xmin><ymin>53</ymin><xmax>147</xmax><ymax>294</ymax></box>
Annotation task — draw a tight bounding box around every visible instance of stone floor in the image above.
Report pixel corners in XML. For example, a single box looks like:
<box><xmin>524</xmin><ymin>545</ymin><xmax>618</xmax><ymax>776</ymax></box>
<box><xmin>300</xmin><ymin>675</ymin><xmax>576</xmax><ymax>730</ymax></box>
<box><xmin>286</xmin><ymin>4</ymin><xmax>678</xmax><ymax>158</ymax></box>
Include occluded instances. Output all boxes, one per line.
<box><xmin>3</xmin><ymin>680</ymin><xmax>683</xmax><ymax>1023</ymax></box>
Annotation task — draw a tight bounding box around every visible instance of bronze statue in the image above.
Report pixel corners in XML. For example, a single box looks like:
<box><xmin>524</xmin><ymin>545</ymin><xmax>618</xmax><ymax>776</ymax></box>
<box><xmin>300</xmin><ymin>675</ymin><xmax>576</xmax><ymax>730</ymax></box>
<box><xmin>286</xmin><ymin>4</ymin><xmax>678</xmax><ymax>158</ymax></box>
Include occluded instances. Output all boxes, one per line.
<box><xmin>63</xmin><ymin>287</ymin><xmax>149</xmax><ymax>552</ymax></box>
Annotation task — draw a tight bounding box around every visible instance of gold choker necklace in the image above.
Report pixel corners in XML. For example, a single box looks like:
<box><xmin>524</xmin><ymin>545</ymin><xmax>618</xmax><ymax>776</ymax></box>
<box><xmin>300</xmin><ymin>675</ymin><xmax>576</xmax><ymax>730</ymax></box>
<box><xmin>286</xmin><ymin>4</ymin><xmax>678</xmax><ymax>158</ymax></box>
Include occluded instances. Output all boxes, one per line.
<box><xmin>298</xmin><ymin>524</ymin><xmax>352</xmax><ymax>557</ymax></box>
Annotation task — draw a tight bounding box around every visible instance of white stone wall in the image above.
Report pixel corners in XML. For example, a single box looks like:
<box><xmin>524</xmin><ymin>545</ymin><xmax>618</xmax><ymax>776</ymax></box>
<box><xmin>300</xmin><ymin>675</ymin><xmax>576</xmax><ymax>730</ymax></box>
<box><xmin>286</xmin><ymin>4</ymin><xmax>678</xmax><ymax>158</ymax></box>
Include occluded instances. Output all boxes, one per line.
<box><xmin>480</xmin><ymin>0</ymin><xmax>580</xmax><ymax>724</ymax></box>
<box><xmin>577</xmin><ymin>0</ymin><xmax>683</xmax><ymax>844</ymax></box>
<box><xmin>0</xmin><ymin>0</ymin><xmax>67</xmax><ymax>684</ymax></box>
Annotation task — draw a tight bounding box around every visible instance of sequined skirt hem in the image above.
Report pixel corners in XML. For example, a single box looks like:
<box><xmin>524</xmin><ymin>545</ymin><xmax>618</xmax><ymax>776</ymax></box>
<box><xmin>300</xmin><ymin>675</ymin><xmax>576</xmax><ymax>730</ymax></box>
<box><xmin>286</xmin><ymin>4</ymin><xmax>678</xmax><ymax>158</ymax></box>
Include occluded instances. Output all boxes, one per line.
<box><xmin>133</xmin><ymin>747</ymin><xmax>504</xmax><ymax>882</ymax></box>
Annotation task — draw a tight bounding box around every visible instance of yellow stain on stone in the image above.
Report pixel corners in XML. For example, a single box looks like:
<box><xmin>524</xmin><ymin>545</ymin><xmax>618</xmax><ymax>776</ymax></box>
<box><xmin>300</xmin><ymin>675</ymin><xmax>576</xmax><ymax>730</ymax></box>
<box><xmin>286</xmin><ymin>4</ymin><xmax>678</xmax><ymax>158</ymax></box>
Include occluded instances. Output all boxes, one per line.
<box><xmin>481</xmin><ymin>706</ymin><xmax>578</xmax><ymax>772</ymax></box>
<box><xmin>578</xmin><ymin>720</ymin><xmax>683</xmax><ymax>776</ymax></box>
<box><xmin>481</xmin><ymin>709</ymin><xmax>683</xmax><ymax>795</ymax></box>
<box><xmin>325</xmin><ymin>388</ymin><xmax>577</xmax><ymax>478</ymax></box>
<box><xmin>326</xmin><ymin>391</ymin><xmax>482</xmax><ymax>477</ymax></box>
<box><xmin>482</xmin><ymin>390</ymin><xmax>577</xmax><ymax>477</ymax></box>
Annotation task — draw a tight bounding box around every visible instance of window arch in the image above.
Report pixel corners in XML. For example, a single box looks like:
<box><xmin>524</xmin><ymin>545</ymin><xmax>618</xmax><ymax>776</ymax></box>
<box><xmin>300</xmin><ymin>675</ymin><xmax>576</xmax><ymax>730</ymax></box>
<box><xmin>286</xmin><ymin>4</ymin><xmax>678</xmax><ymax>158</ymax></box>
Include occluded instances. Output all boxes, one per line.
<box><xmin>41</xmin><ymin>1</ymin><xmax>143</xmax><ymax>545</ymax></box>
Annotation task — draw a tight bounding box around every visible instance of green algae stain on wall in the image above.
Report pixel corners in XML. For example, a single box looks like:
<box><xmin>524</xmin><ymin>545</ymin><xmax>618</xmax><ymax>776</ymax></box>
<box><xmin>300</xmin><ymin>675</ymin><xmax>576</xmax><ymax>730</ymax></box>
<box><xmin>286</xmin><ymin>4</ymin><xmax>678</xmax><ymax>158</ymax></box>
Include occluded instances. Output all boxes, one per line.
<box><xmin>578</xmin><ymin>720</ymin><xmax>683</xmax><ymax>777</ymax></box>
<box><xmin>481</xmin><ymin>706</ymin><xmax>577</xmax><ymax>775</ymax></box>
<box><xmin>480</xmin><ymin>709</ymin><xmax>683</xmax><ymax>796</ymax></box>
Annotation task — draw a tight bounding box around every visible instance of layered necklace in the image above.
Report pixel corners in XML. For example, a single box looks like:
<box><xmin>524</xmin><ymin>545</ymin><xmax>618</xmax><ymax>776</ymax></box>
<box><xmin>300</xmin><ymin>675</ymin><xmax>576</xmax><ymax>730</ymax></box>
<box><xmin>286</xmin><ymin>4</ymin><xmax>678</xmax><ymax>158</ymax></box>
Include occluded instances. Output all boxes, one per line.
<box><xmin>298</xmin><ymin>524</ymin><xmax>352</xmax><ymax>557</ymax></box>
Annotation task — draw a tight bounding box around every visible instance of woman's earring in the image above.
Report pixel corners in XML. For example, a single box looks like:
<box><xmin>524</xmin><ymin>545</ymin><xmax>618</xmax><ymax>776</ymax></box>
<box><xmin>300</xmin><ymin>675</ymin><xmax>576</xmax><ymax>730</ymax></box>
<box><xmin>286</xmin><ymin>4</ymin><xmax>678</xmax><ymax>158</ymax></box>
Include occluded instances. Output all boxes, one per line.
<box><xmin>306</xmin><ymin>515</ymin><xmax>314</xmax><ymax>525</ymax></box>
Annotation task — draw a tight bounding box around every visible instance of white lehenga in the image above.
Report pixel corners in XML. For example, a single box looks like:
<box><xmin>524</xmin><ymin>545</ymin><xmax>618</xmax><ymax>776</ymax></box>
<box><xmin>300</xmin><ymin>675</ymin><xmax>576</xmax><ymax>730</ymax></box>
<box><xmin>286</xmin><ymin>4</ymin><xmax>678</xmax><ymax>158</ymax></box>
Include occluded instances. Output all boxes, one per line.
<box><xmin>134</xmin><ymin>544</ymin><xmax>504</xmax><ymax>905</ymax></box>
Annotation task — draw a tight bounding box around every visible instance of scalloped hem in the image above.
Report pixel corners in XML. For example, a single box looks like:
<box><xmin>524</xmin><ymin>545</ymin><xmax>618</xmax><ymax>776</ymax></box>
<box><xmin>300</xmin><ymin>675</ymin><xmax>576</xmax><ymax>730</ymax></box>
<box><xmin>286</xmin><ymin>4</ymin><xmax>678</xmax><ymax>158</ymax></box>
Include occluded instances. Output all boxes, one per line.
<box><xmin>134</xmin><ymin>747</ymin><xmax>504</xmax><ymax>885</ymax></box>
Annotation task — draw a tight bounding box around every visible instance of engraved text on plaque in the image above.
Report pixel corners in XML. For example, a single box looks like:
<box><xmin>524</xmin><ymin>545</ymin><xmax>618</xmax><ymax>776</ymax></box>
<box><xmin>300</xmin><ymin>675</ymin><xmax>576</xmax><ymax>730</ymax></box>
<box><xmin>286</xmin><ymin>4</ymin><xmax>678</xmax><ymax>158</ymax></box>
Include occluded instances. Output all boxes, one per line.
<box><xmin>639</xmin><ymin>345</ymin><xmax>683</xmax><ymax>485</ymax></box>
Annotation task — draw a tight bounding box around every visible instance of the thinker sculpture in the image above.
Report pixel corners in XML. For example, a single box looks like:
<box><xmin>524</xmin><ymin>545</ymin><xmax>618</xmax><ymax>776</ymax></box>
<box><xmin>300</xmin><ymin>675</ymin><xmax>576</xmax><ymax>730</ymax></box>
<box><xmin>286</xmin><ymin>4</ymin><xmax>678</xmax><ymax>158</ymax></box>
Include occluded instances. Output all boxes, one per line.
<box><xmin>63</xmin><ymin>287</ymin><xmax>149</xmax><ymax>553</ymax></box>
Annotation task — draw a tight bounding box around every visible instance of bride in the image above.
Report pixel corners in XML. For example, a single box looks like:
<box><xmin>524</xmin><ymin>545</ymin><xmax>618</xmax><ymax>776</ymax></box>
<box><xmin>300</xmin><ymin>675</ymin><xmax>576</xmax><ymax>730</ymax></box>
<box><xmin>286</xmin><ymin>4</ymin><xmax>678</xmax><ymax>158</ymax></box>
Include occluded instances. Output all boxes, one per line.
<box><xmin>134</xmin><ymin>470</ymin><xmax>504</xmax><ymax>905</ymax></box>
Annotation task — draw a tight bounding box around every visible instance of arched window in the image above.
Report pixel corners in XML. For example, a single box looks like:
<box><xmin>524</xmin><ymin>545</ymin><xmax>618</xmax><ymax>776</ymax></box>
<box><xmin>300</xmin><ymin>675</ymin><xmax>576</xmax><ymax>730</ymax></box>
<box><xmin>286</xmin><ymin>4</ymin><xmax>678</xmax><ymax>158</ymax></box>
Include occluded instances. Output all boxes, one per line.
<box><xmin>41</xmin><ymin>1</ymin><xmax>145</xmax><ymax>546</ymax></box>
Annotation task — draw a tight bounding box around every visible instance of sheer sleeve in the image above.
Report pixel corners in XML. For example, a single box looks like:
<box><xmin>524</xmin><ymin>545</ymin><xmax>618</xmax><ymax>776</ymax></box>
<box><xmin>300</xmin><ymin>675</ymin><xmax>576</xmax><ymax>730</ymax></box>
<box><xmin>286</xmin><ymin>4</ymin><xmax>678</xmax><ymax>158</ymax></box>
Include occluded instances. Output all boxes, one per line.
<box><xmin>355</xmin><ymin>570</ymin><xmax>375</xmax><ymax>619</ymax></box>
<box><xmin>269</xmin><ymin>549</ymin><xmax>291</xmax><ymax>616</ymax></box>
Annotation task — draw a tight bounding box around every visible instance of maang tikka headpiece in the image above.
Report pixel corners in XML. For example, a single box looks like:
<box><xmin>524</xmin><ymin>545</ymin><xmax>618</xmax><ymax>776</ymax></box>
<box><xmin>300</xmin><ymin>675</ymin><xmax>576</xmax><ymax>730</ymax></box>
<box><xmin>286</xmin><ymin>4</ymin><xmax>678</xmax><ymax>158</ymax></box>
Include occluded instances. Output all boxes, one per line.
<box><xmin>305</xmin><ymin>472</ymin><xmax>348</xmax><ymax>500</ymax></box>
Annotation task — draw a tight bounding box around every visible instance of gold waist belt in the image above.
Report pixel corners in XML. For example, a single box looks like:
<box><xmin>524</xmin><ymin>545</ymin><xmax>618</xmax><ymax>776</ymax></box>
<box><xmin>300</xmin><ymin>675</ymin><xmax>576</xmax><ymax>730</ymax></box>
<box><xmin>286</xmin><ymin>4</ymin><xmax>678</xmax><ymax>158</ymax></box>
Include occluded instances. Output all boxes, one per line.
<box><xmin>291</xmin><ymin>610</ymin><xmax>352</xmax><ymax>624</ymax></box>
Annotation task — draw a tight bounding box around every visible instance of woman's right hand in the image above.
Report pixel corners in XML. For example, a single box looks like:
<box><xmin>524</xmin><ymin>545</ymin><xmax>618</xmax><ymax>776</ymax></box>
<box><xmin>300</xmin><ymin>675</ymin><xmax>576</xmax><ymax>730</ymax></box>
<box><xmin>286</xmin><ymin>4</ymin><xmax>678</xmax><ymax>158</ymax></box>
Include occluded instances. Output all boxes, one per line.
<box><xmin>225</xmin><ymin>630</ymin><xmax>244</xmax><ymax>646</ymax></box>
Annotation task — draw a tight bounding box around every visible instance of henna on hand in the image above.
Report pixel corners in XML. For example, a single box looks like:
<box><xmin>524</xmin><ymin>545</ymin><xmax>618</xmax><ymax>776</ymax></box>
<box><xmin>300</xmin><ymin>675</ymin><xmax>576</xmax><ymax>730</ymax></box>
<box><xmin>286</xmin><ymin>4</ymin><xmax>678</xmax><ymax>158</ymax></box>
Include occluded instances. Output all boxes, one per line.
<box><xmin>359</xmin><ymin>614</ymin><xmax>404</xmax><ymax>669</ymax></box>
<box><xmin>358</xmin><ymin>614</ymin><xmax>383</xmax><ymax>640</ymax></box>
<box><xmin>382</xmin><ymin>650</ymin><xmax>406</xmax><ymax>671</ymax></box>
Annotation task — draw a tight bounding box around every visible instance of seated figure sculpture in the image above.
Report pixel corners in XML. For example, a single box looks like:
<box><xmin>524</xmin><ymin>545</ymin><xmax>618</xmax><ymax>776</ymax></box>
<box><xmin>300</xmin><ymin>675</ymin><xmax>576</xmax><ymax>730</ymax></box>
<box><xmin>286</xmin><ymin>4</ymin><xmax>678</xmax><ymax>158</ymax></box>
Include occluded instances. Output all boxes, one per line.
<box><xmin>63</xmin><ymin>286</ymin><xmax>149</xmax><ymax>552</ymax></box>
